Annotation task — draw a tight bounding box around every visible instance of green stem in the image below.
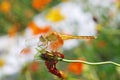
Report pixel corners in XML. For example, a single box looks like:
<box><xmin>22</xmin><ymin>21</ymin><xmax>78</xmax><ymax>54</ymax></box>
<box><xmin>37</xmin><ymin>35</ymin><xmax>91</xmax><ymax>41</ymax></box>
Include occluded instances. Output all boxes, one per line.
<box><xmin>58</xmin><ymin>58</ymin><xmax>120</xmax><ymax>67</ymax></box>
<box><xmin>25</xmin><ymin>70</ymin><xmax>32</xmax><ymax>80</ymax></box>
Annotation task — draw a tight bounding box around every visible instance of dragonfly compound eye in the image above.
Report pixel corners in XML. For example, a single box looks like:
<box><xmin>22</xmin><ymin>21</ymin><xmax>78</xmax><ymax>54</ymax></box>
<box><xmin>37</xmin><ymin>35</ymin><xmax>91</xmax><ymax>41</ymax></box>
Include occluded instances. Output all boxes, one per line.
<box><xmin>39</xmin><ymin>35</ymin><xmax>46</xmax><ymax>42</ymax></box>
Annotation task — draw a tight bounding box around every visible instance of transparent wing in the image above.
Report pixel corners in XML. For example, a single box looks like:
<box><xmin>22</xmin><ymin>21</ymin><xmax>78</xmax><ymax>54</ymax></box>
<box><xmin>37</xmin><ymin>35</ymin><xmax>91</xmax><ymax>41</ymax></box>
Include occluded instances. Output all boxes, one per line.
<box><xmin>20</xmin><ymin>37</ymin><xmax>40</xmax><ymax>55</ymax></box>
<box><xmin>25</xmin><ymin>37</ymin><xmax>40</xmax><ymax>47</ymax></box>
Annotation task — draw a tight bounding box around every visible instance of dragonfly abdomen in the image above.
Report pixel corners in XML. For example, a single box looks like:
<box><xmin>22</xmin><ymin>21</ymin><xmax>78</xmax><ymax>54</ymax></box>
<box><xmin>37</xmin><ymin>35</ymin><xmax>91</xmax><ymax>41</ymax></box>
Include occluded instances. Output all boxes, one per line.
<box><xmin>61</xmin><ymin>35</ymin><xmax>96</xmax><ymax>40</ymax></box>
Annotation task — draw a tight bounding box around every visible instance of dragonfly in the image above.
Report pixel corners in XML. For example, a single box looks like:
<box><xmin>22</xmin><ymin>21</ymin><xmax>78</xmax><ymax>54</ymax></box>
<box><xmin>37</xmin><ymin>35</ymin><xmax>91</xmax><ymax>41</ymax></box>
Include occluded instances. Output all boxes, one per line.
<box><xmin>39</xmin><ymin>32</ymin><xmax>97</xmax><ymax>51</ymax></box>
<box><xmin>40</xmin><ymin>32</ymin><xmax>96</xmax><ymax>41</ymax></box>
<box><xmin>35</xmin><ymin>32</ymin><xmax>96</xmax><ymax>78</ymax></box>
<box><xmin>20</xmin><ymin>32</ymin><xmax>96</xmax><ymax>54</ymax></box>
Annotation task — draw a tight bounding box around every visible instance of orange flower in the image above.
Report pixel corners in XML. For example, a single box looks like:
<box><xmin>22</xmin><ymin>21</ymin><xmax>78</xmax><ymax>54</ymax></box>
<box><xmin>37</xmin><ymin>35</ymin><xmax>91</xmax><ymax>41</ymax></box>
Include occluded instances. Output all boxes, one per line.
<box><xmin>68</xmin><ymin>61</ymin><xmax>83</xmax><ymax>75</ymax></box>
<box><xmin>29</xmin><ymin>62</ymin><xmax>39</xmax><ymax>72</ymax></box>
<box><xmin>8</xmin><ymin>24</ymin><xmax>19</xmax><ymax>37</ymax></box>
<box><xmin>59</xmin><ymin>71</ymin><xmax>67</xmax><ymax>79</ymax></box>
<box><xmin>32</xmin><ymin>0</ymin><xmax>51</xmax><ymax>10</ymax></box>
<box><xmin>97</xmin><ymin>41</ymin><xmax>106</xmax><ymax>48</ymax></box>
<box><xmin>0</xmin><ymin>0</ymin><xmax>11</xmax><ymax>13</ymax></box>
<box><xmin>20</xmin><ymin>48</ymin><xmax>31</xmax><ymax>55</ymax></box>
<box><xmin>28</xmin><ymin>22</ymin><xmax>51</xmax><ymax>35</ymax></box>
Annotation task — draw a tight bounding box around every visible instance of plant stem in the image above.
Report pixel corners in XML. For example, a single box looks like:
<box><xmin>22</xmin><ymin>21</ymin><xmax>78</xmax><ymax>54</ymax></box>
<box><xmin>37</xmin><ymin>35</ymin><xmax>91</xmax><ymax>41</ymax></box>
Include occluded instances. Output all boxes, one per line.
<box><xmin>58</xmin><ymin>58</ymin><xmax>120</xmax><ymax>67</ymax></box>
<box><xmin>25</xmin><ymin>70</ymin><xmax>32</xmax><ymax>80</ymax></box>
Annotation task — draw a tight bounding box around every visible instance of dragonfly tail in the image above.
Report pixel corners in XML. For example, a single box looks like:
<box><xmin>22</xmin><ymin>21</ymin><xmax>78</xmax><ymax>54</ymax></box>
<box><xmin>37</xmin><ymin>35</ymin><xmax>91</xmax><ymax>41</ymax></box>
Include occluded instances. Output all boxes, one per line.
<box><xmin>61</xmin><ymin>35</ymin><xmax>97</xmax><ymax>40</ymax></box>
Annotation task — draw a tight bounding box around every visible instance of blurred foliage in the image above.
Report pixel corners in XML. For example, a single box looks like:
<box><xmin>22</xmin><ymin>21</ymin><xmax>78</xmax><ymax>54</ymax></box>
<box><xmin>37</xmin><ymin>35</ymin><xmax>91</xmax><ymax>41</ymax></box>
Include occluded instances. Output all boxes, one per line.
<box><xmin>0</xmin><ymin>0</ymin><xmax>62</xmax><ymax>36</ymax></box>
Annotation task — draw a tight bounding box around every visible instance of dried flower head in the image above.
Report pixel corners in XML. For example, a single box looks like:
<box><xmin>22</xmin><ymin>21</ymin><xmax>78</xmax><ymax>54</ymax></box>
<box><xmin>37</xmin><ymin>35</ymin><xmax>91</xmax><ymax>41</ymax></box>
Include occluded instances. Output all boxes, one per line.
<box><xmin>40</xmin><ymin>51</ymin><xmax>65</xmax><ymax>78</ymax></box>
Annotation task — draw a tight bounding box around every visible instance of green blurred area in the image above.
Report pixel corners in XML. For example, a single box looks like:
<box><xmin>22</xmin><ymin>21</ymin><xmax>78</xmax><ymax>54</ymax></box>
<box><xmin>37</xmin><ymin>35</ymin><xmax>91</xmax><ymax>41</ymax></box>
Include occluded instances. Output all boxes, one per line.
<box><xmin>0</xmin><ymin>0</ymin><xmax>61</xmax><ymax>35</ymax></box>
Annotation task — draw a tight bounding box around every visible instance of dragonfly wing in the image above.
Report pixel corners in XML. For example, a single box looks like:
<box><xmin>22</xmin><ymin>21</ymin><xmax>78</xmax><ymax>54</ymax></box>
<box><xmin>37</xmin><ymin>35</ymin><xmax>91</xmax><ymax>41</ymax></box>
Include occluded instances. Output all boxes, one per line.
<box><xmin>25</xmin><ymin>37</ymin><xmax>40</xmax><ymax>47</ymax></box>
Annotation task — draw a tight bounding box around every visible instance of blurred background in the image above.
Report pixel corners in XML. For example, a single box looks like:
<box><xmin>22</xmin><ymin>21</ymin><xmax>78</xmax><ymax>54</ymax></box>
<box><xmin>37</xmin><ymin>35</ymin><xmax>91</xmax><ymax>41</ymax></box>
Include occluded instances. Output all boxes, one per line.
<box><xmin>0</xmin><ymin>0</ymin><xmax>120</xmax><ymax>80</ymax></box>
